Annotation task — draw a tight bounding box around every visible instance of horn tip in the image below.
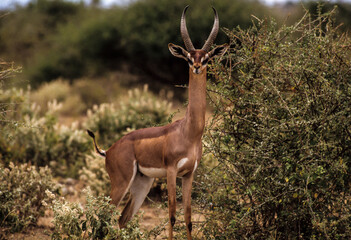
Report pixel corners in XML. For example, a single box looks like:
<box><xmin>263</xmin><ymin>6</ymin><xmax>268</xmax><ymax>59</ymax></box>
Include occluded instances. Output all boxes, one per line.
<box><xmin>212</xmin><ymin>6</ymin><xmax>218</xmax><ymax>15</ymax></box>
<box><xmin>183</xmin><ymin>5</ymin><xmax>189</xmax><ymax>13</ymax></box>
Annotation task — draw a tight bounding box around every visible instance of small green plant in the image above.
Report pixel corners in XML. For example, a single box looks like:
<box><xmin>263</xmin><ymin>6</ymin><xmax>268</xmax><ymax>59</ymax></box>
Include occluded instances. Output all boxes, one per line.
<box><xmin>0</xmin><ymin>163</ymin><xmax>59</xmax><ymax>234</ymax></box>
<box><xmin>49</xmin><ymin>187</ymin><xmax>145</xmax><ymax>240</ymax></box>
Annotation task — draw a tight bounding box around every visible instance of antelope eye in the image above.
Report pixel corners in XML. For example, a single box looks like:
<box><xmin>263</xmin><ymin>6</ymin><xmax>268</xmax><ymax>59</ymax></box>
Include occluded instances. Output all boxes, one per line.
<box><xmin>187</xmin><ymin>58</ymin><xmax>194</xmax><ymax>66</ymax></box>
<box><xmin>202</xmin><ymin>57</ymin><xmax>209</xmax><ymax>65</ymax></box>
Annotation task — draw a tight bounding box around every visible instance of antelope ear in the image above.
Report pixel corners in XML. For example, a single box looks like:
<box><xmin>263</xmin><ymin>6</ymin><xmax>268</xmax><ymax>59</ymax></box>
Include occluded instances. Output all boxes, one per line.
<box><xmin>168</xmin><ymin>43</ymin><xmax>189</xmax><ymax>60</ymax></box>
<box><xmin>208</xmin><ymin>43</ymin><xmax>229</xmax><ymax>59</ymax></box>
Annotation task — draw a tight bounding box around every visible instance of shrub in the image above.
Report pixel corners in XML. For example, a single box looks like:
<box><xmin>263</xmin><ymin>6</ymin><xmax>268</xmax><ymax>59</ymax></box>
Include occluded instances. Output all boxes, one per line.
<box><xmin>30</xmin><ymin>78</ymin><xmax>72</xmax><ymax>113</ymax></box>
<box><xmin>307</xmin><ymin>1</ymin><xmax>351</xmax><ymax>32</ymax></box>
<box><xmin>80</xmin><ymin>153</ymin><xmax>110</xmax><ymax>197</ymax></box>
<box><xmin>72</xmin><ymin>78</ymin><xmax>109</xmax><ymax>111</ymax></box>
<box><xmin>0</xmin><ymin>61</ymin><xmax>21</xmax><ymax>88</ymax></box>
<box><xmin>0</xmin><ymin>87</ymin><xmax>90</xmax><ymax>177</ymax></box>
<box><xmin>49</xmin><ymin>187</ymin><xmax>145</xmax><ymax>240</ymax></box>
<box><xmin>0</xmin><ymin>163</ymin><xmax>59</xmax><ymax>234</ymax></box>
<box><xmin>31</xmin><ymin>78</ymin><xmax>116</xmax><ymax>116</ymax></box>
<box><xmin>59</xmin><ymin>94</ymin><xmax>87</xmax><ymax>116</ymax></box>
<box><xmin>197</xmin><ymin>8</ymin><xmax>351</xmax><ymax>239</ymax></box>
<box><xmin>84</xmin><ymin>85</ymin><xmax>172</xmax><ymax>148</ymax></box>
<box><xmin>0</xmin><ymin>87</ymin><xmax>29</xmax><ymax>126</ymax></box>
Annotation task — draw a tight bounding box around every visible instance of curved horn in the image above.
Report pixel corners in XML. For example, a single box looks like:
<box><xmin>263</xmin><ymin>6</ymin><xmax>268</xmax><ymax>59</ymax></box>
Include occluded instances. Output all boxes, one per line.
<box><xmin>180</xmin><ymin>5</ymin><xmax>195</xmax><ymax>51</ymax></box>
<box><xmin>202</xmin><ymin>7</ymin><xmax>219</xmax><ymax>52</ymax></box>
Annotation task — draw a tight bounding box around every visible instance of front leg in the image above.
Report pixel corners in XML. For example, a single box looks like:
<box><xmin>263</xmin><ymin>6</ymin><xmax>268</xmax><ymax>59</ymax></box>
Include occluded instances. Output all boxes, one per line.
<box><xmin>167</xmin><ymin>168</ymin><xmax>177</xmax><ymax>240</ymax></box>
<box><xmin>182</xmin><ymin>172</ymin><xmax>194</xmax><ymax>240</ymax></box>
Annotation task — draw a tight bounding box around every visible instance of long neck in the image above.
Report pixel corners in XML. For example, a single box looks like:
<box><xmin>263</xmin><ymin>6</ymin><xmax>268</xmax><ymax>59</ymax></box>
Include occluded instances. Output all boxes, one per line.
<box><xmin>183</xmin><ymin>68</ymin><xmax>207</xmax><ymax>139</ymax></box>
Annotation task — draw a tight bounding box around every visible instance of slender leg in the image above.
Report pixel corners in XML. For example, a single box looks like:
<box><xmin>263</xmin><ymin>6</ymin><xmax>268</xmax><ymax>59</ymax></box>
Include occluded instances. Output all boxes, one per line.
<box><xmin>119</xmin><ymin>195</ymin><xmax>135</xmax><ymax>228</ymax></box>
<box><xmin>182</xmin><ymin>172</ymin><xmax>194</xmax><ymax>240</ymax></box>
<box><xmin>109</xmin><ymin>161</ymin><xmax>137</xmax><ymax>208</ymax></box>
<box><xmin>167</xmin><ymin>168</ymin><xmax>177</xmax><ymax>240</ymax></box>
<box><xmin>119</xmin><ymin>172</ymin><xmax>154</xmax><ymax>228</ymax></box>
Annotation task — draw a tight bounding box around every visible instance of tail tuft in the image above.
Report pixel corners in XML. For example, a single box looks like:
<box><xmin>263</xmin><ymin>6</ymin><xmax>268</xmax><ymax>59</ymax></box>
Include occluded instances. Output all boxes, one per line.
<box><xmin>87</xmin><ymin>129</ymin><xmax>95</xmax><ymax>139</ymax></box>
<box><xmin>86</xmin><ymin>129</ymin><xmax>106</xmax><ymax>157</ymax></box>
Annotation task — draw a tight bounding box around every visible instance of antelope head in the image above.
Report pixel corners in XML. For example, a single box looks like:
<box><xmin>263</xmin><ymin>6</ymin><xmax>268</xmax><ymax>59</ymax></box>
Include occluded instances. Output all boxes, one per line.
<box><xmin>168</xmin><ymin>6</ymin><xmax>229</xmax><ymax>75</ymax></box>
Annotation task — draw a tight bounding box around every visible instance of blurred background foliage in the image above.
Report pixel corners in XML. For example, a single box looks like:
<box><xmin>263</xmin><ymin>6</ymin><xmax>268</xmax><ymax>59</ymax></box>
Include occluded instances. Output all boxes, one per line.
<box><xmin>1</xmin><ymin>0</ymin><xmax>351</xmax><ymax>90</ymax></box>
<box><xmin>0</xmin><ymin>0</ymin><xmax>273</xmax><ymax>88</ymax></box>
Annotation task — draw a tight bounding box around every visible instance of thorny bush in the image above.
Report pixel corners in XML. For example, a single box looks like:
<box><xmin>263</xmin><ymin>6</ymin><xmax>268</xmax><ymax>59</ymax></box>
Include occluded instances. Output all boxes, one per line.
<box><xmin>196</xmin><ymin>8</ymin><xmax>351</xmax><ymax>239</ymax></box>
<box><xmin>0</xmin><ymin>163</ymin><xmax>59</xmax><ymax>235</ymax></box>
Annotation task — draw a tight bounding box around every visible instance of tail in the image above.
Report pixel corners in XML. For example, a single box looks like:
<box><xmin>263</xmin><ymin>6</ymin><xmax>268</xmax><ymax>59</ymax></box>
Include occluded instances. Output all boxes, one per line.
<box><xmin>87</xmin><ymin>129</ymin><xmax>106</xmax><ymax>157</ymax></box>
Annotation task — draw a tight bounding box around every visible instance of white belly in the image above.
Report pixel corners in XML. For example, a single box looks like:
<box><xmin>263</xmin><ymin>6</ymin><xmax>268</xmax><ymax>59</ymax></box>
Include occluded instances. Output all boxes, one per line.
<box><xmin>138</xmin><ymin>157</ymin><xmax>197</xmax><ymax>178</ymax></box>
<box><xmin>138</xmin><ymin>165</ymin><xmax>167</xmax><ymax>178</ymax></box>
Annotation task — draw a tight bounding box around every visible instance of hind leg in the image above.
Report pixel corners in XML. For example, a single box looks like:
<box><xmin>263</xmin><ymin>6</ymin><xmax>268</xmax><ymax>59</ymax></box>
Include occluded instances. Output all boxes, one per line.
<box><xmin>119</xmin><ymin>171</ymin><xmax>154</xmax><ymax>228</ymax></box>
<box><xmin>108</xmin><ymin>160</ymin><xmax>137</xmax><ymax>208</ymax></box>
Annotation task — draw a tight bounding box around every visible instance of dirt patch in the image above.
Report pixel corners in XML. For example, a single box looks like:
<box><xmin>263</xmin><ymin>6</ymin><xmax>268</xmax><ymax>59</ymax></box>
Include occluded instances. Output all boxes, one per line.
<box><xmin>6</xmin><ymin>227</ymin><xmax>52</xmax><ymax>240</ymax></box>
